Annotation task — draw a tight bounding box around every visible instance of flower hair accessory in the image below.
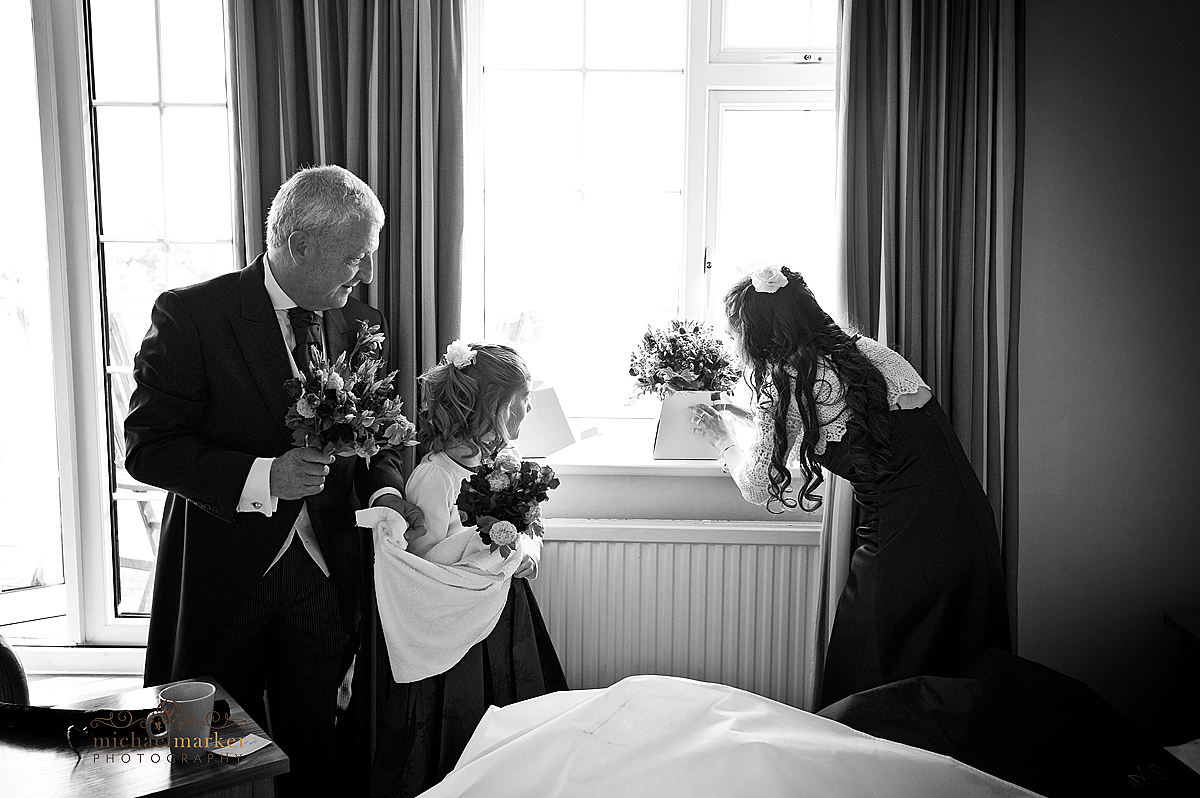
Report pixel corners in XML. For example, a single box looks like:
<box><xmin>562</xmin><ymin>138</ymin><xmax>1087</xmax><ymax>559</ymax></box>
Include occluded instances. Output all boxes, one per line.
<box><xmin>750</xmin><ymin>264</ymin><xmax>789</xmax><ymax>294</ymax></box>
<box><xmin>445</xmin><ymin>339</ymin><xmax>477</xmax><ymax>369</ymax></box>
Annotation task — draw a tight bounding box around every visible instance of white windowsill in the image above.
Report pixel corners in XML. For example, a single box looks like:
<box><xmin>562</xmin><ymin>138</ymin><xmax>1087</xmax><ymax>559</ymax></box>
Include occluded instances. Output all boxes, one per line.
<box><xmin>14</xmin><ymin>644</ymin><xmax>145</xmax><ymax>676</ymax></box>
<box><xmin>531</xmin><ymin>417</ymin><xmax>730</xmax><ymax>477</ymax></box>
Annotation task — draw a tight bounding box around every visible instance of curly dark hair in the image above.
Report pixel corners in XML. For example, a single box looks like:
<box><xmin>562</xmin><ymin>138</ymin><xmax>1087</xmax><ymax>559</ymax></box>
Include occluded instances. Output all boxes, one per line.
<box><xmin>724</xmin><ymin>267</ymin><xmax>892</xmax><ymax>511</ymax></box>
<box><xmin>418</xmin><ymin>343</ymin><xmax>531</xmax><ymax>460</ymax></box>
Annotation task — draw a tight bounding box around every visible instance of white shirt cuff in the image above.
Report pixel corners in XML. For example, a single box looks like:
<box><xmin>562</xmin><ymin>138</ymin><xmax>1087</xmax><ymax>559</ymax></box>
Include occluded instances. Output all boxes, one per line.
<box><xmin>369</xmin><ymin>486</ymin><xmax>403</xmax><ymax>505</ymax></box>
<box><xmin>237</xmin><ymin>457</ymin><xmax>278</xmax><ymax>516</ymax></box>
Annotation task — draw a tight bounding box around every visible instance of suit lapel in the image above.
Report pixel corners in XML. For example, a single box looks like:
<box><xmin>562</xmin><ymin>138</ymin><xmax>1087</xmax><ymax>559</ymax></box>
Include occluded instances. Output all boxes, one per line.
<box><xmin>324</xmin><ymin>306</ymin><xmax>357</xmax><ymax>365</ymax></box>
<box><xmin>232</xmin><ymin>257</ymin><xmax>295</xmax><ymax>432</ymax></box>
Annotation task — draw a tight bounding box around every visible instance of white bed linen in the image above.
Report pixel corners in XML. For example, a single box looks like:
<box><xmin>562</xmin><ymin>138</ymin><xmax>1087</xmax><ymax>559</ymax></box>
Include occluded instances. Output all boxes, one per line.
<box><xmin>419</xmin><ymin>675</ymin><xmax>1039</xmax><ymax>797</ymax></box>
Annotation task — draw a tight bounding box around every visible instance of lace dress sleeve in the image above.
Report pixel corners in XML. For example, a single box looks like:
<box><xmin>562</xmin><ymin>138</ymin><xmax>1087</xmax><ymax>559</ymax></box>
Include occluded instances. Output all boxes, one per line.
<box><xmin>731</xmin><ymin>381</ymin><xmax>806</xmax><ymax>506</ymax></box>
<box><xmin>855</xmin><ymin>337</ymin><xmax>929</xmax><ymax>405</ymax></box>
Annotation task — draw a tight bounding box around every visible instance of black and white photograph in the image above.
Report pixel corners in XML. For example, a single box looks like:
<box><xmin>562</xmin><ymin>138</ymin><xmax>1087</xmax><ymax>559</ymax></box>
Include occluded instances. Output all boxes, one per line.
<box><xmin>1</xmin><ymin>1</ymin><xmax>1198</xmax><ymax>796</ymax></box>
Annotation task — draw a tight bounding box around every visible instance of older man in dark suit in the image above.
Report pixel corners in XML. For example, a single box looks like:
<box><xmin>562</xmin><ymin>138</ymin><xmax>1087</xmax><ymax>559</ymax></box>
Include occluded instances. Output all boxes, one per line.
<box><xmin>125</xmin><ymin>165</ymin><xmax>423</xmax><ymax>791</ymax></box>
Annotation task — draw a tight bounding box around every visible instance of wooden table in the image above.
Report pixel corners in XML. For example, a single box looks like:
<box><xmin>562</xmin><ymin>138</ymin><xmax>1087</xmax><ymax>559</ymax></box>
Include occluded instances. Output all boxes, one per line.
<box><xmin>0</xmin><ymin>677</ymin><xmax>288</xmax><ymax>797</ymax></box>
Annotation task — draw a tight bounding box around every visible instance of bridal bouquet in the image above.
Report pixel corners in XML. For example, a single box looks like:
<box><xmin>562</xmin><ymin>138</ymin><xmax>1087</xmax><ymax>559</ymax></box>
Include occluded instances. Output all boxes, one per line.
<box><xmin>456</xmin><ymin>450</ymin><xmax>560</xmax><ymax>557</ymax></box>
<box><xmin>284</xmin><ymin>321</ymin><xmax>418</xmax><ymax>465</ymax></box>
<box><xmin>629</xmin><ymin>319</ymin><xmax>740</xmax><ymax>400</ymax></box>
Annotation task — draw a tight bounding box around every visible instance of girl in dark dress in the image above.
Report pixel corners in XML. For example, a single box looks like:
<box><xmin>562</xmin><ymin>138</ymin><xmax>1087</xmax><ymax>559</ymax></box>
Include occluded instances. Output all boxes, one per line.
<box><xmin>691</xmin><ymin>265</ymin><xmax>1009</xmax><ymax>709</ymax></box>
<box><xmin>370</xmin><ymin>343</ymin><xmax>567</xmax><ymax>796</ymax></box>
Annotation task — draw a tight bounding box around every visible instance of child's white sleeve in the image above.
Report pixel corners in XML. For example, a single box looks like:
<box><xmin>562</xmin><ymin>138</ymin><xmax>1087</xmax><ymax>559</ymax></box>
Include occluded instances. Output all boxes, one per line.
<box><xmin>404</xmin><ymin>465</ymin><xmax>455</xmax><ymax>559</ymax></box>
<box><xmin>521</xmin><ymin>531</ymin><xmax>544</xmax><ymax>565</ymax></box>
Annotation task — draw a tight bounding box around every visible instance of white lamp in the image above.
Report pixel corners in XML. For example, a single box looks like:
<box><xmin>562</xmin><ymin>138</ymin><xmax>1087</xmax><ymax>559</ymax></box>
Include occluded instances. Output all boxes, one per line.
<box><xmin>513</xmin><ymin>382</ymin><xmax>576</xmax><ymax>457</ymax></box>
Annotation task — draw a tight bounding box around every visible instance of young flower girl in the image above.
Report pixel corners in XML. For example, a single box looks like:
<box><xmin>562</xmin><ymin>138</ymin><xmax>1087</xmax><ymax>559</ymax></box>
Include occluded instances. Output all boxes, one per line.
<box><xmin>370</xmin><ymin>341</ymin><xmax>567</xmax><ymax>797</ymax></box>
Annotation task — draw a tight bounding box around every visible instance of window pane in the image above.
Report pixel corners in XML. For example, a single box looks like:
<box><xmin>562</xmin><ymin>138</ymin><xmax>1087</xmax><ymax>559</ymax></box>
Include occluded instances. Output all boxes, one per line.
<box><xmin>89</xmin><ymin>0</ymin><xmax>159</xmax><ymax>102</ymax></box>
<box><xmin>484</xmin><ymin>0</ymin><xmax>583</xmax><ymax>69</ymax></box>
<box><xmin>160</xmin><ymin>0</ymin><xmax>227</xmax><ymax>103</ymax></box>
<box><xmin>709</xmin><ymin>107</ymin><xmax>837</xmax><ymax>320</ymax></box>
<box><xmin>104</xmin><ymin>243</ymin><xmax>167</xmax><ymax>368</ymax></box>
<box><xmin>484</xmin><ymin>72</ymin><xmax>582</xmax><ymax>190</ymax></box>
<box><xmin>95</xmin><ymin>106</ymin><xmax>165</xmax><ymax>239</ymax></box>
<box><xmin>484</xmin><ymin>191</ymin><xmax>681</xmax><ymax>418</ymax></box>
<box><xmin>163</xmin><ymin>107</ymin><xmax>232</xmax><ymax>240</ymax></box>
<box><xmin>172</xmin><ymin>242</ymin><xmax>235</xmax><ymax>288</ymax></box>
<box><xmin>484</xmin><ymin>191</ymin><xmax>583</xmax><ymax>325</ymax></box>
<box><xmin>0</xmin><ymin>0</ymin><xmax>64</xmax><ymax>592</ymax></box>
<box><xmin>725</xmin><ymin>0</ymin><xmax>838</xmax><ymax>50</ymax></box>
<box><xmin>584</xmin><ymin>73</ymin><xmax>684</xmax><ymax>192</ymax></box>
<box><xmin>586</xmin><ymin>0</ymin><xmax>685</xmax><ymax>70</ymax></box>
<box><xmin>113</xmin><ymin>494</ymin><xmax>165</xmax><ymax>616</ymax></box>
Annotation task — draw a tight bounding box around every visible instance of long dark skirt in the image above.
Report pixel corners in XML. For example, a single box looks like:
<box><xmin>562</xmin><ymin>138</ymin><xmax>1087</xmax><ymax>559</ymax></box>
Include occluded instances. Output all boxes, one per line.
<box><xmin>816</xmin><ymin>397</ymin><xmax>1011</xmax><ymax>709</ymax></box>
<box><xmin>370</xmin><ymin>578</ymin><xmax>567</xmax><ymax>797</ymax></box>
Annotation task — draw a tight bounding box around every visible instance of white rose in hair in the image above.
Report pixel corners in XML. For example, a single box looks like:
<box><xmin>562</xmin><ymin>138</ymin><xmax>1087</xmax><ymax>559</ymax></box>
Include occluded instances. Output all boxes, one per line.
<box><xmin>446</xmin><ymin>339</ymin><xmax>477</xmax><ymax>369</ymax></box>
<box><xmin>750</xmin><ymin>264</ymin><xmax>789</xmax><ymax>294</ymax></box>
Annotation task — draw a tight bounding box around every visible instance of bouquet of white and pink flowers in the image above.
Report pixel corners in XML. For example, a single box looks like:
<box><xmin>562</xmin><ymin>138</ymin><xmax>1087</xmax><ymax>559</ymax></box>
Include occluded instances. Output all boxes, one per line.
<box><xmin>283</xmin><ymin>321</ymin><xmax>418</xmax><ymax>465</ymax></box>
<box><xmin>456</xmin><ymin>450</ymin><xmax>560</xmax><ymax>558</ymax></box>
<box><xmin>629</xmin><ymin>319</ymin><xmax>740</xmax><ymax>400</ymax></box>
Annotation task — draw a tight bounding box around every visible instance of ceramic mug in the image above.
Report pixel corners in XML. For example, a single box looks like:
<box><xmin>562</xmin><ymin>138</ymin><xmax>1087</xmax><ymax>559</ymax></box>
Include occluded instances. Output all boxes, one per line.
<box><xmin>146</xmin><ymin>681</ymin><xmax>216</xmax><ymax>755</ymax></box>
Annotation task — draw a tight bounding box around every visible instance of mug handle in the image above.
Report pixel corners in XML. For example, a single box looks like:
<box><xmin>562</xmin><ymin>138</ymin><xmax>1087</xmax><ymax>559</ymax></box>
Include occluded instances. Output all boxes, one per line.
<box><xmin>146</xmin><ymin>707</ymin><xmax>170</xmax><ymax>740</ymax></box>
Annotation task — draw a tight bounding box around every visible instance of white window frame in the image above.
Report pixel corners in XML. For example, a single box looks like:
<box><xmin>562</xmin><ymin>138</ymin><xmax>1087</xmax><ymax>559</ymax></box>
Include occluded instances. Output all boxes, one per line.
<box><xmin>708</xmin><ymin>0</ymin><xmax>836</xmax><ymax>65</ymax></box>
<box><xmin>21</xmin><ymin>0</ymin><xmax>236</xmax><ymax>648</ymax></box>
<box><xmin>699</xmin><ymin>89</ymin><xmax>836</xmax><ymax>325</ymax></box>
<box><xmin>25</xmin><ymin>0</ymin><xmax>116</xmax><ymax>644</ymax></box>
<box><xmin>464</xmin><ymin>0</ymin><xmax>836</xmax><ymax>369</ymax></box>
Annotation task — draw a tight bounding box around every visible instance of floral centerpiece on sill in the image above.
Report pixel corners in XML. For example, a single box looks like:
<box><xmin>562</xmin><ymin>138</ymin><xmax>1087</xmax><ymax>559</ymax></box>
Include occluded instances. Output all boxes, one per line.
<box><xmin>456</xmin><ymin>450</ymin><xmax>560</xmax><ymax>558</ymax></box>
<box><xmin>629</xmin><ymin>319</ymin><xmax>740</xmax><ymax>400</ymax></box>
<box><xmin>284</xmin><ymin>321</ymin><xmax>418</xmax><ymax>465</ymax></box>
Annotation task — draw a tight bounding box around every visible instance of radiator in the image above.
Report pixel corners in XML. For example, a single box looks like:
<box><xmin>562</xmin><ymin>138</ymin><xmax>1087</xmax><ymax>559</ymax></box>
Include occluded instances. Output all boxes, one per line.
<box><xmin>530</xmin><ymin>519</ymin><xmax>824</xmax><ymax>709</ymax></box>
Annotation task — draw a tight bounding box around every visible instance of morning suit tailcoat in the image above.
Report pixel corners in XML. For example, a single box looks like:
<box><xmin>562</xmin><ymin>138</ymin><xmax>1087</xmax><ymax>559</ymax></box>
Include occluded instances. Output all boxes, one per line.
<box><xmin>125</xmin><ymin>255</ymin><xmax>404</xmax><ymax>686</ymax></box>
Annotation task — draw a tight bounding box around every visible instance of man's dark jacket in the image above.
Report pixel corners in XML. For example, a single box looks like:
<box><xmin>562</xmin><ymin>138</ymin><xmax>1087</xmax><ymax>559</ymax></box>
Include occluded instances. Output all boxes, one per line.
<box><xmin>125</xmin><ymin>255</ymin><xmax>404</xmax><ymax>685</ymax></box>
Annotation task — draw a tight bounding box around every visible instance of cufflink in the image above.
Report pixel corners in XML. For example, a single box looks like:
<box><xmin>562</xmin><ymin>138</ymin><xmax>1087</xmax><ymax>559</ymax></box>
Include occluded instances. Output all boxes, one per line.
<box><xmin>252</xmin><ymin>502</ymin><xmax>262</xmax><ymax>509</ymax></box>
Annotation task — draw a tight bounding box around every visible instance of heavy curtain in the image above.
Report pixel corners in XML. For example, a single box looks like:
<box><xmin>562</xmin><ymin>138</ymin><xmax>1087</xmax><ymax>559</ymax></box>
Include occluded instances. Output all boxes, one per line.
<box><xmin>835</xmin><ymin>0</ymin><xmax>1024</xmax><ymax>641</ymax></box>
<box><xmin>226</xmin><ymin>0</ymin><xmax>464</xmax><ymax>411</ymax></box>
<box><xmin>225</xmin><ymin>0</ymin><xmax>465</xmax><ymax>785</ymax></box>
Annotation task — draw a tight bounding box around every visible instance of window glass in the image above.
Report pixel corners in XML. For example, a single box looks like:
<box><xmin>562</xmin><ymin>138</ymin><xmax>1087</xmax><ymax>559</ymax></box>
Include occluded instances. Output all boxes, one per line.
<box><xmin>160</xmin><ymin>0</ymin><xmax>228</xmax><ymax>103</ymax></box>
<box><xmin>583</xmin><ymin>73</ymin><xmax>684</xmax><ymax>191</ymax></box>
<box><xmin>484</xmin><ymin>0</ymin><xmax>584</xmax><ymax>69</ymax></box>
<box><xmin>86</xmin><ymin>0</ymin><xmax>236</xmax><ymax>616</ymax></box>
<box><xmin>484</xmin><ymin>72</ymin><xmax>583</xmax><ymax>189</ymax></box>
<box><xmin>163</xmin><ymin>107</ymin><xmax>233</xmax><ymax>240</ymax></box>
<box><xmin>586</xmin><ymin>0</ymin><xmax>686</xmax><ymax>70</ymax></box>
<box><xmin>724</xmin><ymin>0</ymin><xmax>837</xmax><ymax>49</ymax></box>
<box><xmin>89</xmin><ymin>0</ymin><xmax>159</xmax><ymax>102</ymax></box>
<box><xmin>709</xmin><ymin>106</ymin><xmax>837</xmax><ymax>320</ymax></box>
<box><xmin>472</xmin><ymin>0</ymin><xmax>837</xmax><ymax>420</ymax></box>
<box><xmin>481</xmin><ymin>11</ymin><xmax>686</xmax><ymax>417</ymax></box>
<box><xmin>95</xmin><ymin>107</ymin><xmax>166</xmax><ymax>239</ymax></box>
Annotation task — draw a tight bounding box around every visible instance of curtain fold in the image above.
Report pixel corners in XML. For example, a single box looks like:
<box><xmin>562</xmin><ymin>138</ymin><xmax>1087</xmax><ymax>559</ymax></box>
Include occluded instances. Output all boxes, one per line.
<box><xmin>837</xmin><ymin>0</ymin><xmax>1023</xmax><ymax>643</ymax></box>
<box><xmin>226</xmin><ymin>0</ymin><xmax>465</xmax><ymax>786</ymax></box>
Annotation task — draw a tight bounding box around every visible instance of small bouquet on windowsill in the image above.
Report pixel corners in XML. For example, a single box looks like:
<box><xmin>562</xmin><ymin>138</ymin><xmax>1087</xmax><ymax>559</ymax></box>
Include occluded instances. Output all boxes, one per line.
<box><xmin>628</xmin><ymin>319</ymin><xmax>740</xmax><ymax>400</ymax></box>
<box><xmin>283</xmin><ymin>321</ymin><xmax>418</xmax><ymax>465</ymax></box>
<box><xmin>456</xmin><ymin>450</ymin><xmax>560</xmax><ymax>558</ymax></box>
<box><xmin>629</xmin><ymin>320</ymin><xmax>741</xmax><ymax>460</ymax></box>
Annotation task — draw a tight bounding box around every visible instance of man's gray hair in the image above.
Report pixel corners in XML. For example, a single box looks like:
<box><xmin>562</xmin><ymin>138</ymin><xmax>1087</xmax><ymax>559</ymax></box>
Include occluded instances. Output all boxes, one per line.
<box><xmin>266</xmin><ymin>165</ymin><xmax>385</xmax><ymax>250</ymax></box>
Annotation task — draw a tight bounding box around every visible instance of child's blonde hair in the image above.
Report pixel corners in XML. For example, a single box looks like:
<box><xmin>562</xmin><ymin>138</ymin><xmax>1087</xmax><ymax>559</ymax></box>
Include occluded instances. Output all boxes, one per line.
<box><xmin>418</xmin><ymin>342</ymin><xmax>531</xmax><ymax>459</ymax></box>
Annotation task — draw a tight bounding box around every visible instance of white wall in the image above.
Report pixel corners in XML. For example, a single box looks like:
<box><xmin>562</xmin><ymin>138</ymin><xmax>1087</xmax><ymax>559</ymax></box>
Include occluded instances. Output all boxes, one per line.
<box><xmin>1019</xmin><ymin>0</ymin><xmax>1200</xmax><ymax>737</ymax></box>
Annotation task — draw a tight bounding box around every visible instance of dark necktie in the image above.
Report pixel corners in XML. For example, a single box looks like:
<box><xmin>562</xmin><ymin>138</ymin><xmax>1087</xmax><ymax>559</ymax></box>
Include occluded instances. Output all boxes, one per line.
<box><xmin>287</xmin><ymin>307</ymin><xmax>322</xmax><ymax>375</ymax></box>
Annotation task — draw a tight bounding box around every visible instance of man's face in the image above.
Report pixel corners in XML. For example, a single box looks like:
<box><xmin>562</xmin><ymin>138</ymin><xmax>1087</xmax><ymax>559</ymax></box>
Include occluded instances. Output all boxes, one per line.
<box><xmin>289</xmin><ymin>220</ymin><xmax>380</xmax><ymax>310</ymax></box>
